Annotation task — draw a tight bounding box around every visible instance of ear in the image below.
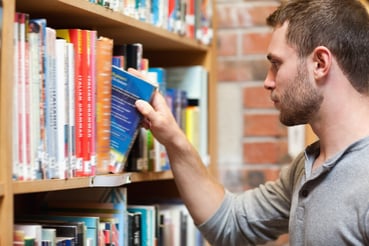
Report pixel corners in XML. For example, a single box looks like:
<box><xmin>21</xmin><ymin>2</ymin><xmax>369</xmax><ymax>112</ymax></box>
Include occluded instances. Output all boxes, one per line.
<box><xmin>312</xmin><ymin>46</ymin><xmax>332</xmax><ymax>81</ymax></box>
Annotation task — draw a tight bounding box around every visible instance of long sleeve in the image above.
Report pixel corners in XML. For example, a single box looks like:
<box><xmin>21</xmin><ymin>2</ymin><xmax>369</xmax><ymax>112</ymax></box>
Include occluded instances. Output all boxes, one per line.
<box><xmin>197</xmin><ymin>152</ymin><xmax>306</xmax><ymax>245</ymax></box>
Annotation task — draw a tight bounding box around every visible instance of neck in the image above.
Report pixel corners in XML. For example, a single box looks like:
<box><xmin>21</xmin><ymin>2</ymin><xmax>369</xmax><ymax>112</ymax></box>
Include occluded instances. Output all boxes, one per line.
<box><xmin>310</xmin><ymin>92</ymin><xmax>369</xmax><ymax>169</ymax></box>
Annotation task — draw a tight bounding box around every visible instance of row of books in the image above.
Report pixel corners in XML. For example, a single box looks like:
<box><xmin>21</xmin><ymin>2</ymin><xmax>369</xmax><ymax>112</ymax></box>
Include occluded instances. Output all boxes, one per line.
<box><xmin>13</xmin><ymin>13</ymin><xmax>209</xmax><ymax>181</ymax></box>
<box><xmin>15</xmin><ymin>187</ymin><xmax>204</xmax><ymax>246</ymax></box>
<box><xmin>86</xmin><ymin>0</ymin><xmax>213</xmax><ymax>44</ymax></box>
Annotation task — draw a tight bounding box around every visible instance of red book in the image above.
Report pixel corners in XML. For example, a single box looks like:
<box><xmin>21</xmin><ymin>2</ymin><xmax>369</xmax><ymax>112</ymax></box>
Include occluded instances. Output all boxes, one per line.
<box><xmin>56</xmin><ymin>29</ymin><xmax>84</xmax><ymax>176</ymax></box>
<box><xmin>88</xmin><ymin>29</ymin><xmax>97</xmax><ymax>176</ymax></box>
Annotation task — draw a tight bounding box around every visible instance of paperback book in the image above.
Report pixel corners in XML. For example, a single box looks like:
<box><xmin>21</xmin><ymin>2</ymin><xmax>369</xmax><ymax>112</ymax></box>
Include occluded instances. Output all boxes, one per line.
<box><xmin>109</xmin><ymin>65</ymin><xmax>157</xmax><ymax>173</ymax></box>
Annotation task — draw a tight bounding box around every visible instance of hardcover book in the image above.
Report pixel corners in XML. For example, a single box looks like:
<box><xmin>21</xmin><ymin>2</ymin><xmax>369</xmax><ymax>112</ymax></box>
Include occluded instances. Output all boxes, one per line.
<box><xmin>109</xmin><ymin>65</ymin><xmax>157</xmax><ymax>173</ymax></box>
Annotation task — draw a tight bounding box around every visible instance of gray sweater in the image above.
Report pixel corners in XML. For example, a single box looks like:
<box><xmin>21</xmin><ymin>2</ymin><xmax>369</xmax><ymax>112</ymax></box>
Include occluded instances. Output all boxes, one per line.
<box><xmin>198</xmin><ymin>137</ymin><xmax>369</xmax><ymax>245</ymax></box>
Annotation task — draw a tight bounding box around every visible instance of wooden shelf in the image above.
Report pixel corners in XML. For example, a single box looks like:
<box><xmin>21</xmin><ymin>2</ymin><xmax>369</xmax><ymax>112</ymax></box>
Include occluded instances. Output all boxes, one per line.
<box><xmin>0</xmin><ymin>183</ymin><xmax>4</xmax><ymax>197</ymax></box>
<box><xmin>15</xmin><ymin>0</ymin><xmax>208</xmax><ymax>51</ymax></box>
<box><xmin>13</xmin><ymin>171</ymin><xmax>174</xmax><ymax>194</ymax></box>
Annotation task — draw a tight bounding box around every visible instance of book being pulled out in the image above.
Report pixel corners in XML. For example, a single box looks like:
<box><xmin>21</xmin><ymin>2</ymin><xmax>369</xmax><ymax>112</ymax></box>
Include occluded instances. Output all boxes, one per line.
<box><xmin>109</xmin><ymin>66</ymin><xmax>157</xmax><ymax>173</ymax></box>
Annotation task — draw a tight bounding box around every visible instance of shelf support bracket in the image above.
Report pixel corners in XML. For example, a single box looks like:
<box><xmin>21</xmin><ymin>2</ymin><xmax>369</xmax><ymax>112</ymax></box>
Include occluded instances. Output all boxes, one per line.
<box><xmin>89</xmin><ymin>173</ymin><xmax>132</xmax><ymax>187</ymax></box>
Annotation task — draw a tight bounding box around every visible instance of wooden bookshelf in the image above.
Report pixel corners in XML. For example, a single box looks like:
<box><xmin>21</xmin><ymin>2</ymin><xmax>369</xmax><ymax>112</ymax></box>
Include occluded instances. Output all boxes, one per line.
<box><xmin>16</xmin><ymin>0</ymin><xmax>208</xmax><ymax>51</ymax></box>
<box><xmin>13</xmin><ymin>171</ymin><xmax>174</xmax><ymax>194</ymax></box>
<box><xmin>0</xmin><ymin>0</ymin><xmax>218</xmax><ymax>244</ymax></box>
<box><xmin>0</xmin><ymin>183</ymin><xmax>4</xmax><ymax>197</ymax></box>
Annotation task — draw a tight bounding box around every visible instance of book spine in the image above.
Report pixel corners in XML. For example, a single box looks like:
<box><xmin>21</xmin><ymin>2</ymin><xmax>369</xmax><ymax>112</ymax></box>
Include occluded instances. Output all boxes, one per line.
<box><xmin>88</xmin><ymin>30</ymin><xmax>97</xmax><ymax>176</ymax></box>
<box><xmin>66</xmin><ymin>42</ymin><xmax>76</xmax><ymax>178</ymax></box>
<box><xmin>30</xmin><ymin>18</ymin><xmax>47</xmax><ymax>180</ymax></box>
<box><xmin>96</xmin><ymin>36</ymin><xmax>113</xmax><ymax>174</ymax></box>
<box><xmin>56</xmin><ymin>29</ymin><xmax>84</xmax><ymax>177</ymax></box>
<box><xmin>45</xmin><ymin>27</ymin><xmax>57</xmax><ymax>179</ymax></box>
<box><xmin>13</xmin><ymin>13</ymin><xmax>20</xmax><ymax>180</ymax></box>
<box><xmin>17</xmin><ymin>12</ymin><xmax>27</xmax><ymax>180</ymax></box>
<box><xmin>55</xmin><ymin>38</ymin><xmax>68</xmax><ymax>179</ymax></box>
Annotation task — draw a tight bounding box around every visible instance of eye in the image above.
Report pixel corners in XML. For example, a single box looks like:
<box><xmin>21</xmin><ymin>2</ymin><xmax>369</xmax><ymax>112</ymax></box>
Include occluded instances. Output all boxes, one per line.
<box><xmin>270</xmin><ymin>60</ymin><xmax>280</xmax><ymax>71</ymax></box>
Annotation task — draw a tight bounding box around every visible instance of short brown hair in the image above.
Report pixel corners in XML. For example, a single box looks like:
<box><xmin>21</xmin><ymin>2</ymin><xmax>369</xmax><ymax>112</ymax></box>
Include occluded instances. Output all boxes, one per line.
<box><xmin>267</xmin><ymin>0</ymin><xmax>369</xmax><ymax>93</ymax></box>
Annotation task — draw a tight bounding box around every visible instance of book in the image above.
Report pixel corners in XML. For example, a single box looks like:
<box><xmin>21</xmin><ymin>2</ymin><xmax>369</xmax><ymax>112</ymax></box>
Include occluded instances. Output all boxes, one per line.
<box><xmin>29</xmin><ymin>18</ymin><xmax>48</xmax><ymax>180</ymax></box>
<box><xmin>41</xmin><ymin>228</ymin><xmax>56</xmax><ymax>246</ymax></box>
<box><xmin>42</xmin><ymin>201</ymin><xmax>125</xmax><ymax>246</ymax></box>
<box><xmin>19</xmin><ymin>214</ymin><xmax>99</xmax><ymax>246</ymax></box>
<box><xmin>95</xmin><ymin>36</ymin><xmax>113</xmax><ymax>174</ymax></box>
<box><xmin>28</xmin><ymin>19</ymin><xmax>42</xmax><ymax>180</ymax></box>
<box><xmin>128</xmin><ymin>211</ymin><xmax>142</xmax><ymax>246</ymax></box>
<box><xmin>56</xmin><ymin>29</ymin><xmax>86</xmax><ymax>177</ymax></box>
<box><xmin>54</xmin><ymin>38</ymin><xmax>68</xmax><ymax>179</ymax></box>
<box><xmin>166</xmin><ymin>66</ymin><xmax>209</xmax><ymax>165</ymax></box>
<box><xmin>127</xmin><ymin>205</ymin><xmax>156</xmax><ymax>246</ymax></box>
<box><xmin>65</xmin><ymin>42</ymin><xmax>76</xmax><ymax>178</ymax></box>
<box><xmin>44</xmin><ymin>26</ymin><xmax>58</xmax><ymax>179</ymax></box>
<box><xmin>109</xmin><ymin>65</ymin><xmax>157</xmax><ymax>173</ymax></box>
<box><xmin>14</xmin><ymin>223</ymin><xmax>42</xmax><ymax>246</ymax></box>
<box><xmin>147</xmin><ymin>68</ymin><xmax>169</xmax><ymax>171</ymax></box>
<box><xmin>84</xmin><ymin>29</ymin><xmax>97</xmax><ymax>176</ymax></box>
<box><xmin>185</xmin><ymin>100</ymin><xmax>200</xmax><ymax>152</ymax></box>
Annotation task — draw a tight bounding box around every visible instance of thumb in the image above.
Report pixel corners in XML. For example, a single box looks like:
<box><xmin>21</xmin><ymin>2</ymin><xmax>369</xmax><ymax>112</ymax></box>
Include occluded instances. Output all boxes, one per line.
<box><xmin>135</xmin><ymin>99</ymin><xmax>154</xmax><ymax>119</ymax></box>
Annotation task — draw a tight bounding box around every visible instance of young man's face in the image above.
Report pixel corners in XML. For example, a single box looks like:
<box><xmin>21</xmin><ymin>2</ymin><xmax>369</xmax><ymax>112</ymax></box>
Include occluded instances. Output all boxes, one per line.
<box><xmin>264</xmin><ymin>22</ymin><xmax>323</xmax><ymax>126</ymax></box>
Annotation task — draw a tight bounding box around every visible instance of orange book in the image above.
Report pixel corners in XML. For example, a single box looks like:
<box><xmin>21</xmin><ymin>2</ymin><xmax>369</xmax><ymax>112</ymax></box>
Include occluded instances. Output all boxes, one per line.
<box><xmin>96</xmin><ymin>36</ymin><xmax>113</xmax><ymax>174</ymax></box>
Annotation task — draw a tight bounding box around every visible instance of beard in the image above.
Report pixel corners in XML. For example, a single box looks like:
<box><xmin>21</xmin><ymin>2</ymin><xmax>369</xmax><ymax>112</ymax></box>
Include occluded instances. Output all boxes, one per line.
<box><xmin>277</xmin><ymin>62</ymin><xmax>323</xmax><ymax>126</ymax></box>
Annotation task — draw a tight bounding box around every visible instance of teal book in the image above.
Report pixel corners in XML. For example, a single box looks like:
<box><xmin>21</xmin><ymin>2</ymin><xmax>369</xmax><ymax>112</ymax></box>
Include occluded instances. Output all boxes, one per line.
<box><xmin>109</xmin><ymin>65</ymin><xmax>157</xmax><ymax>173</ymax></box>
<box><xmin>128</xmin><ymin>205</ymin><xmax>156</xmax><ymax>246</ymax></box>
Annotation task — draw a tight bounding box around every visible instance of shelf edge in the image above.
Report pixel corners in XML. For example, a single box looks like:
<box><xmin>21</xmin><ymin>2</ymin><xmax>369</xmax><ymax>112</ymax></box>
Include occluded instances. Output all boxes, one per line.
<box><xmin>13</xmin><ymin>171</ymin><xmax>174</xmax><ymax>194</ymax></box>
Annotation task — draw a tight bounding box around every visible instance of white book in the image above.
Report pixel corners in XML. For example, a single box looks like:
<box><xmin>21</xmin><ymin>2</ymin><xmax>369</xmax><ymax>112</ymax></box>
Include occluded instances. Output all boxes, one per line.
<box><xmin>66</xmin><ymin>42</ymin><xmax>75</xmax><ymax>178</ymax></box>
<box><xmin>45</xmin><ymin>27</ymin><xmax>57</xmax><ymax>179</ymax></box>
<box><xmin>55</xmin><ymin>38</ymin><xmax>67</xmax><ymax>179</ymax></box>
<box><xmin>13</xmin><ymin>13</ymin><xmax>20</xmax><ymax>180</ymax></box>
<box><xmin>28</xmin><ymin>31</ymin><xmax>41</xmax><ymax>180</ymax></box>
<box><xmin>17</xmin><ymin>13</ymin><xmax>28</xmax><ymax>180</ymax></box>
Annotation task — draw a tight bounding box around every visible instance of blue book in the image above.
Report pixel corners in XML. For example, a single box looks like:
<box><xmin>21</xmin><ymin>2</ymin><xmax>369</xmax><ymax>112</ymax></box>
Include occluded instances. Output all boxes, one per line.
<box><xmin>109</xmin><ymin>65</ymin><xmax>157</xmax><ymax>173</ymax></box>
<box><xmin>128</xmin><ymin>205</ymin><xmax>156</xmax><ymax>246</ymax></box>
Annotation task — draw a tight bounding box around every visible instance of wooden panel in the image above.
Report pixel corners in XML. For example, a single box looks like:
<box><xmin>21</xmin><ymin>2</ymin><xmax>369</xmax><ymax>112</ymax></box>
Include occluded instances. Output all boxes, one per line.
<box><xmin>15</xmin><ymin>0</ymin><xmax>209</xmax><ymax>51</ymax></box>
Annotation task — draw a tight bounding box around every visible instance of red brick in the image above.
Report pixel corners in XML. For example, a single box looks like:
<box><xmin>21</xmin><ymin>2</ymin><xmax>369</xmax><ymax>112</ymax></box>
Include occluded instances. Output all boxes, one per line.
<box><xmin>244</xmin><ymin>114</ymin><xmax>287</xmax><ymax>137</ymax></box>
<box><xmin>243</xmin><ymin>86</ymin><xmax>274</xmax><ymax>108</ymax></box>
<box><xmin>217</xmin><ymin>59</ymin><xmax>269</xmax><ymax>81</ymax></box>
<box><xmin>243</xmin><ymin>141</ymin><xmax>288</xmax><ymax>164</ymax></box>
<box><xmin>216</xmin><ymin>4</ymin><xmax>278</xmax><ymax>28</ymax></box>
<box><xmin>217</xmin><ymin>31</ymin><xmax>238</xmax><ymax>56</ymax></box>
<box><xmin>242</xmin><ymin>32</ymin><xmax>272</xmax><ymax>55</ymax></box>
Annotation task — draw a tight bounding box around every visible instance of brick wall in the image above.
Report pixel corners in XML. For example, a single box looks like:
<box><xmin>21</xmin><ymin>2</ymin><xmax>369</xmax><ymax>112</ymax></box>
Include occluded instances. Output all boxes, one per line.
<box><xmin>215</xmin><ymin>0</ymin><xmax>289</xmax><ymax>244</ymax></box>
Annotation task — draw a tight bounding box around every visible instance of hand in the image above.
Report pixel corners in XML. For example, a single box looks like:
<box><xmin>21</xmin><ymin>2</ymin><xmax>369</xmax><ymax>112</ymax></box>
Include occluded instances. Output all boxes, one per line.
<box><xmin>128</xmin><ymin>68</ymin><xmax>185</xmax><ymax>147</ymax></box>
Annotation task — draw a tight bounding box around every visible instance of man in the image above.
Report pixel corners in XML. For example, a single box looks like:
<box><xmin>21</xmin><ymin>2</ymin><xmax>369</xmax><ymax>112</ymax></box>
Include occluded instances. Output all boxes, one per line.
<box><xmin>133</xmin><ymin>0</ymin><xmax>369</xmax><ymax>244</ymax></box>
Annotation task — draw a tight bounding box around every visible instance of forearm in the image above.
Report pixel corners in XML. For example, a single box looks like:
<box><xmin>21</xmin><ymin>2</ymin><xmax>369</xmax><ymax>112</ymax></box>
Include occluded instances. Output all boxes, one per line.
<box><xmin>165</xmin><ymin>130</ymin><xmax>225</xmax><ymax>225</ymax></box>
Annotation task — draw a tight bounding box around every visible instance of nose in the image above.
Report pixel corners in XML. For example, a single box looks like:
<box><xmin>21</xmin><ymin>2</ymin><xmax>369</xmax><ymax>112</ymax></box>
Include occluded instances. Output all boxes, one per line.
<box><xmin>264</xmin><ymin>69</ymin><xmax>276</xmax><ymax>90</ymax></box>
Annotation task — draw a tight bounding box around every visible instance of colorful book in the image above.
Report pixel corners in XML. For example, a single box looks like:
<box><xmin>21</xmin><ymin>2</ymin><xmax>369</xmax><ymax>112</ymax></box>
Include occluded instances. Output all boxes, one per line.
<box><xmin>109</xmin><ymin>65</ymin><xmax>157</xmax><ymax>173</ymax></box>
<box><xmin>128</xmin><ymin>205</ymin><xmax>156</xmax><ymax>246</ymax></box>
<box><xmin>29</xmin><ymin>18</ymin><xmax>47</xmax><ymax>180</ymax></box>
<box><xmin>56</xmin><ymin>29</ymin><xmax>85</xmax><ymax>177</ymax></box>
<box><xmin>14</xmin><ymin>224</ymin><xmax>42</xmax><ymax>246</ymax></box>
<box><xmin>166</xmin><ymin>66</ymin><xmax>209</xmax><ymax>165</ymax></box>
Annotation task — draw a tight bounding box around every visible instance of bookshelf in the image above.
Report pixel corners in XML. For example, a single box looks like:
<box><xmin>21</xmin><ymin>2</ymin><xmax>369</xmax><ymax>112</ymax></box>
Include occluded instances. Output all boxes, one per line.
<box><xmin>0</xmin><ymin>0</ymin><xmax>218</xmax><ymax>244</ymax></box>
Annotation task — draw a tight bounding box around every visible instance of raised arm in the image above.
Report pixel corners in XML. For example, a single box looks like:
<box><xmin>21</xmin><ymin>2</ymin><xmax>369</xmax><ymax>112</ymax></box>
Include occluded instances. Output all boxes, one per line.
<box><xmin>130</xmin><ymin>68</ymin><xmax>225</xmax><ymax>225</ymax></box>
